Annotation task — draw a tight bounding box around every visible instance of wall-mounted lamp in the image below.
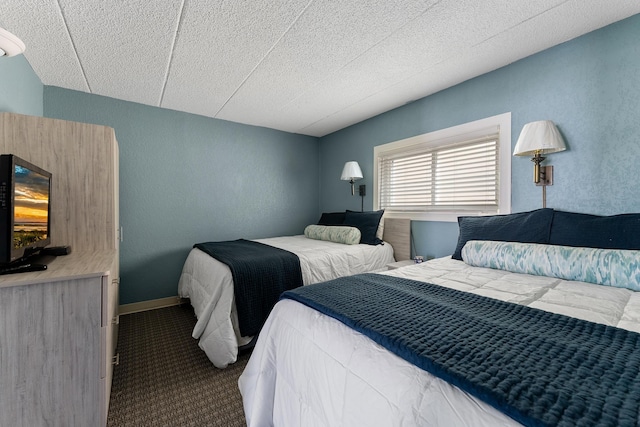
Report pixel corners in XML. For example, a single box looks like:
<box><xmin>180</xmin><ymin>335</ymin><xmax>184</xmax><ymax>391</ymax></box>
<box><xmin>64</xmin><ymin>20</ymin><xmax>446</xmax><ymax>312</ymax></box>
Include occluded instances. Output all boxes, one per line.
<box><xmin>513</xmin><ymin>120</ymin><xmax>566</xmax><ymax>207</ymax></box>
<box><xmin>340</xmin><ymin>161</ymin><xmax>363</xmax><ymax>195</ymax></box>
<box><xmin>0</xmin><ymin>27</ymin><xmax>26</xmax><ymax>57</ymax></box>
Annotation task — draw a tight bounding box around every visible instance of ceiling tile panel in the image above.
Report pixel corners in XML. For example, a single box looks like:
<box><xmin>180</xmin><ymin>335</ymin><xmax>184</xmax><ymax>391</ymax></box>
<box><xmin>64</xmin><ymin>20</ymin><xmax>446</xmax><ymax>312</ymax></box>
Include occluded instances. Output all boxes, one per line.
<box><xmin>221</xmin><ymin>0</ymin><xmax>572</xmax><ymax>134</ymax></box>
<box><xmin>0</xmin><ymin>0</ymin><xmax>88</xmax><ymax>91</ymax></box>
<box><xmin>57</xmin><ymin>0</ymin><xmax>183</xmax><ymax>106</ymax></box>
<box><xmin>298</xmin><ymin>0</ymin><xmax>640</xmax><ymax>136</ymax></box>
<box><xmin>215</xmin><ymin>0</ymin><xmax>438</xmax><ymax>124</ymax></box>
<box><xmin>1</xmin><ymin>0</ymin><xmax>638</xmax><ymax>136</ymax></box>
<box><xmin>281</xmin><ymin>0</ymin><xmax>638</xmax><ymax>135</ymax></box>
<box><xmin>160</xmin><ymin>0</ymin><xmax>312</xmax><ymax>118</ymax></box>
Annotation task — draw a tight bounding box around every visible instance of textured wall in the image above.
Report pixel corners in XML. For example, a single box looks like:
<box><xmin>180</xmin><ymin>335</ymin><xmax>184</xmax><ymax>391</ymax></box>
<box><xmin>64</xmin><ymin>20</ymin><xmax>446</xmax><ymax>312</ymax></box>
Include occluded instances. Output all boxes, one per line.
<box><xmin>45</xmin><ymin>88</ymin><xmax>319</xmax><ymax>304</ymax></box>
<box><xmin>0</xmin><ymin>55</ymin><xmax>43</xmax><ymax>116</ymax></box>
<box><xmin>7</xmin><ymin>14</ymin><xmax>640</xmax><ymax>301</ymax></box>
<box><xmin>319</xmin><ymin>14</ymin><xmax>640</xmax><ymax>260</ymax></box>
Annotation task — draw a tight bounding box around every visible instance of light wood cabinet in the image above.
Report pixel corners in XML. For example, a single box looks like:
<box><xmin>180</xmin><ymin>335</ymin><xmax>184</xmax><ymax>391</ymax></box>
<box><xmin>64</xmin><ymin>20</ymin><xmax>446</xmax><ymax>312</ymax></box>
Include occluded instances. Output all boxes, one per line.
<box><xmin>0</xmin><ymin>113</ymin><xmax>119</xmax><ymax>427</ymax></box>
<box><xmin>0</xmin><ymin>252</ymin><xmax>117</xmax><ymax>426</ymax></box>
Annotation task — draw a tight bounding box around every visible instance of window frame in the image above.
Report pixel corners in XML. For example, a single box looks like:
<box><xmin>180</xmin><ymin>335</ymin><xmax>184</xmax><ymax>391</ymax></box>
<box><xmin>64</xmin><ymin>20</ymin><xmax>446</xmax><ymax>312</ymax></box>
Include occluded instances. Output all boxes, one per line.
<box><xmin>373</xmin><ymin>112</ymin><xmax>511</xmax><ymax>222</ymax></box>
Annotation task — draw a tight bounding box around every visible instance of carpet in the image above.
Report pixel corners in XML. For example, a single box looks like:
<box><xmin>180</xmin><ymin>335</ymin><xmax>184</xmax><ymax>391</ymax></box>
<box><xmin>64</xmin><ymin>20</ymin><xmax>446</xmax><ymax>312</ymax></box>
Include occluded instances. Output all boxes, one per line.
<box><xmin>107</xmin><ymin>304</ymin><xmax>249</xmax><ymax>426</ymax></box>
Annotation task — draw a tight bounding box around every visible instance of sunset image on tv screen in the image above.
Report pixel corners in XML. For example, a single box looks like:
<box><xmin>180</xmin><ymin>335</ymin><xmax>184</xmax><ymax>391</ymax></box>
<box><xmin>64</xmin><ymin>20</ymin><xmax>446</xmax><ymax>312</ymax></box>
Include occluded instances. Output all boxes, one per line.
<box><xmin>13</xmin><ymin>165</ymin><xmax>49</xmax><ymax>249</ymax></box>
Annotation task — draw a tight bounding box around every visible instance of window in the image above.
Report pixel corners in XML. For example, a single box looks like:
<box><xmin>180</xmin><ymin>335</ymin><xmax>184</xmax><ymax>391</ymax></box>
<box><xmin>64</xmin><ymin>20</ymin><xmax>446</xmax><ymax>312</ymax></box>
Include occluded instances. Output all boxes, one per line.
<box><xmin>374</xmin><ymin>113</ymin><xmax>511</xmax><ymax>222</ymax></box>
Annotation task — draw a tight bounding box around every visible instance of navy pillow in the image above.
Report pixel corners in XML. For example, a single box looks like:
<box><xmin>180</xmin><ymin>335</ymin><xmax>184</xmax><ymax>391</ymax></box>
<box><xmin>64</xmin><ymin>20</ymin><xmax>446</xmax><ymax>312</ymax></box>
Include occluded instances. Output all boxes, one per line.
<box><xmin>317</xmin><ymin>212</ymin><xmax>346</xmax><ymax>226</ymax></box>
<box><xmin>344</xmin><ymin>210</ymin><xmax>384</xmax><ymax>245</ymax></box>
<box><xmin>452</xmin><ymin>208</ymin><xmax>554</xmax><ymax>261</ymax></box>
<box><xmin>549</xmin><ymin>211</ymin><xmax>640</xmax><ymax>249</ymax></box>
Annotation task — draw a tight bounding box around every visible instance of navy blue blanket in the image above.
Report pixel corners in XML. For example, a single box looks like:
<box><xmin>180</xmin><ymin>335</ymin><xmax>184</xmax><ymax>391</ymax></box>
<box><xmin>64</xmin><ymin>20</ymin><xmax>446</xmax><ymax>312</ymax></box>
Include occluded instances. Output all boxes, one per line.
<box><xmin>282</xmin><ymin>273</ymin><xmax>640</xmax><ymax>427</ymax></box>
<box><xmin>196</xmin><ymin>239</ymin><xmax>302</xmax><ymax>336</ymax></box>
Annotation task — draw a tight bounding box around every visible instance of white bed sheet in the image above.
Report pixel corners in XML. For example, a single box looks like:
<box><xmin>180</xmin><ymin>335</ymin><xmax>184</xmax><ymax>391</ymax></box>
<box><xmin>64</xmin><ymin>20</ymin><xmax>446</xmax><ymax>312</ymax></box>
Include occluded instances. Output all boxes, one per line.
<box><xmin>177</xmin><ymin>235</ymin><xmax>395</xmax><ymax>368</ymax></box>
<box><xmin>239</xmin><ymin>257</ymin><xmax>640</xmax><ymax>426</ymax></box>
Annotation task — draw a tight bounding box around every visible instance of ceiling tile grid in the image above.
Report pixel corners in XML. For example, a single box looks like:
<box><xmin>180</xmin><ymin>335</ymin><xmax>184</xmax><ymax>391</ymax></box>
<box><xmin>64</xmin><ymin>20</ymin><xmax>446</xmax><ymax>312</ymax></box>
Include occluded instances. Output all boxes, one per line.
<box><xmin>255</xmin><ymin>0</ymin><xmax>574</xmax><ymax>134</ymax></box>
<box><xmin>295</xmin><ymin>0</ymin><xmax>640</xmax><ymax>135</ymax></box>
<box><xmin>161</xmin><ymin>0</ymin><xmax>312</xmax><ymax>118</ymax></box>
<box><xmin>214</xmin><ymin>0</ymin><xmax>438</xmax><ymax>125</ymax></box>
<box><xmin>1</xmin><ymin>0</ymin><xmax>639</xmax><ymax>136</ymax></box>
<box><xmin>57</xmin><ymin>0</ymin><xmax>184</xmax><ymax>106</ymax></box>
<box><xmin>0</xmin><ymin>0</ymin><xmax>87</xmax><ymax>91</ymax></box>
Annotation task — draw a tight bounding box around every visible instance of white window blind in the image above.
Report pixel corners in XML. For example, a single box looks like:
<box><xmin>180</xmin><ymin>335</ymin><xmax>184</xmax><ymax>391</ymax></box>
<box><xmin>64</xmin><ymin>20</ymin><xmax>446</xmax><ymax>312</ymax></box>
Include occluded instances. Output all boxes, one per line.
<box><xmin>374</xmin><ymin>113</ymin><xmax>512</xmax><ymax>221</ymax></box>
<box><xmin>378</xmin><ymin>133</ymin><xmax>499</xmax><ymax>212</ymax></box>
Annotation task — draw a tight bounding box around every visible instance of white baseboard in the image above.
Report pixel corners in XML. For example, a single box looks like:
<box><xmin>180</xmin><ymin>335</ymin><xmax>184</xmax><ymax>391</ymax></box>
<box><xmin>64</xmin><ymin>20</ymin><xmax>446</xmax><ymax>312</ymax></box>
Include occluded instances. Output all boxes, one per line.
<box><xmin>118</xmin><ymin>296</ymin><xmax>185</xmax><ymax>315</ymax></box>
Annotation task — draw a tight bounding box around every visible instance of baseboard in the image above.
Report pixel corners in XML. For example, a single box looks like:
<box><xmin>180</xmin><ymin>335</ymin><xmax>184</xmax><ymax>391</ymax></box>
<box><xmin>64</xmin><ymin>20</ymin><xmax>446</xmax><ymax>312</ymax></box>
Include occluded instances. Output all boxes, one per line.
<box><xmin>118</xmin><ymin>296</ymin><xmax>185</xmax><ymax>315</ymax></box>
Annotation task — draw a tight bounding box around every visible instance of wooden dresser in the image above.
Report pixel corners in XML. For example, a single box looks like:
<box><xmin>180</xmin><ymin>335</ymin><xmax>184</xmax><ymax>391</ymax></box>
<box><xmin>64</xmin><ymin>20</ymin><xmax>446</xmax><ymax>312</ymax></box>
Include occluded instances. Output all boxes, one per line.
<box><xmin>0</xmin><ymin>113</ymin><xmax>120</xmax><ymax>427</ymax></box>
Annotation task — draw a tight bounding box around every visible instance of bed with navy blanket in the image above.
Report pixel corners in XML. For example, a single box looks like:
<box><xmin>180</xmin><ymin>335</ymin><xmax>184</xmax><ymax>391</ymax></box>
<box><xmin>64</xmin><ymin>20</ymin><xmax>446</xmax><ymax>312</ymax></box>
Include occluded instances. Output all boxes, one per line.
<box><xmin>238</xmin><ymin>209</ymin><xmax>640</xmax><ymax>426</ymax></box>
<box><xmin>178</xmin><ymin>223</ymin><xmax>397</xmax><ymax>368</ymax></box>
<box><xmin>282</xmin><ymin>273</ymin><xmax>640</xmax><ymax>427</ymax></box>
<box><xmin>194</xmin><ymin>240</ymin><xmax>303</xmax><ymax>337</ymax></box>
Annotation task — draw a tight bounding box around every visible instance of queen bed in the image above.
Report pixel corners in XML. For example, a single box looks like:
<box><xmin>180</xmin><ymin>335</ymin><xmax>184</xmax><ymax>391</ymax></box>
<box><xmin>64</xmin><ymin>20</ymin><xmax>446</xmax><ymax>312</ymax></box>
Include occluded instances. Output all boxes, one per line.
<box><xmin>178</xmin><ymin>212</ymin><xmax>409</xmax><ymax>368</ymax></box>
<box><xmin>238</xmin><ymin>209</ymin><xmax>640</xmax><ymax>426</ymax></box>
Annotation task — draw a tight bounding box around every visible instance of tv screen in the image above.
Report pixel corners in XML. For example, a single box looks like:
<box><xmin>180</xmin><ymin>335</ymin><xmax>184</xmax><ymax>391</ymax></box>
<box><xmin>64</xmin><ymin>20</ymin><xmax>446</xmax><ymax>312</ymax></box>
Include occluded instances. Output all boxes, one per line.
<box><xmin>0</xmin><ymin>154</ymin><xmax>52</xmax><ymax>265</ymax></box>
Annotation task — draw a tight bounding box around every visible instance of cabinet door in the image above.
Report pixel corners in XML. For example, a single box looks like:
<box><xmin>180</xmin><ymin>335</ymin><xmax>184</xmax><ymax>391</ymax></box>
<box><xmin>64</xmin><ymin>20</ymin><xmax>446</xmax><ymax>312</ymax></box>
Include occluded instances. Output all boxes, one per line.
<box><xmin>0</xmin><ymin>278</ymin><xmax>102</xmax><ymax>427</ymax></box>
<box><xmin>109</xmin><ymin>276</ymin><xmax>119</xmax><ymax>356</ymax></box>
<box><xmin>101</xmin><ymin>272</ymin><xmax>120</xmax><ymax>426</ymax></box>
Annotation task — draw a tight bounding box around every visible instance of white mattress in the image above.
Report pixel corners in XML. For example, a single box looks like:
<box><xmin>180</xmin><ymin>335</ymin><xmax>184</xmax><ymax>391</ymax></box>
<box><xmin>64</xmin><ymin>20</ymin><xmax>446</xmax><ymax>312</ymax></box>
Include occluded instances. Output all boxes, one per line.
<box><xmin>177</xmin><ymin>235</ymin><xmax>395</xmax><ymax>368</ymax></box>
<box><xmin>238</xmin><ymin>257</ymin><xmax>640</xmax><ymax>426</ymax></box>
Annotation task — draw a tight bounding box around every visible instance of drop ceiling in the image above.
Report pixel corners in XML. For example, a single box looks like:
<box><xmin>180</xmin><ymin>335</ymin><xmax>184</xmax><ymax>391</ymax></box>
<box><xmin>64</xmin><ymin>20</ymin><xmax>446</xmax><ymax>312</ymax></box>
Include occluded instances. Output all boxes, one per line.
<box><xmin>1</xmin><ymin>1</ymin><xmax>639</xmax><ymax>137</ymax></box>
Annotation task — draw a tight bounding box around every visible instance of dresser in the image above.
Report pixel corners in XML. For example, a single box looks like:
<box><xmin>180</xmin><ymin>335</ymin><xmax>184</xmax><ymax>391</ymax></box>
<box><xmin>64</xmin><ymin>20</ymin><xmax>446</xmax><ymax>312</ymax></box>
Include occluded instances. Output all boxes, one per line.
<box><xmin>0</xmin><ymin>113</ymin><xmax>120</xmax><ymax>427</ymax></box>
<box><xmin>0</xmin><ymin>252</ymin><xmax>118</xmax><ymax>426</ymax></box>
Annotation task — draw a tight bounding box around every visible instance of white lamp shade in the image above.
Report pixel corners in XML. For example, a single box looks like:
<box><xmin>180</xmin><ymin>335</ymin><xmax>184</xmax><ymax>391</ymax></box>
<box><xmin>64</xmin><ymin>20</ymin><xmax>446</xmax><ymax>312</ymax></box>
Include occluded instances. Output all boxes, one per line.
<box><xmin>340</xmin><ymin>161</ymin><xmax>363</xmax><ymax>181</ymax></box>
<box><xmin>513</xmin><ymin>120</ymin><xmax>566</xmax><ymax>156</ymax></box>
<box><xmin>0</xmin><ymin>27</ymin><xmax>25</xmax><ymax>57</ymax></box>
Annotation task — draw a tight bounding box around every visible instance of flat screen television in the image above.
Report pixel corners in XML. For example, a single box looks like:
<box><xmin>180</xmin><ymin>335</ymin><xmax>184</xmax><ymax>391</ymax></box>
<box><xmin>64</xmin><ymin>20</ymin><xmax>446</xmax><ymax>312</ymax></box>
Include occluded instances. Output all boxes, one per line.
<box><xmin>0</xmin><ymin>154</ymin><xmax>52</xmax><ymax>265</ymax></box>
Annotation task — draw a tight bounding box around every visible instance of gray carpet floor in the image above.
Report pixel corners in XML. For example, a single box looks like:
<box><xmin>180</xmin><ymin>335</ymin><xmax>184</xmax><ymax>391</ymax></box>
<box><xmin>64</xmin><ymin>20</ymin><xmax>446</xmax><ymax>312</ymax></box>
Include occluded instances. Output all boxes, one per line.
<box><xmin>107</xmin><ymin>304</ymin><xmax>250</xmax><ymax>426</ymax></box>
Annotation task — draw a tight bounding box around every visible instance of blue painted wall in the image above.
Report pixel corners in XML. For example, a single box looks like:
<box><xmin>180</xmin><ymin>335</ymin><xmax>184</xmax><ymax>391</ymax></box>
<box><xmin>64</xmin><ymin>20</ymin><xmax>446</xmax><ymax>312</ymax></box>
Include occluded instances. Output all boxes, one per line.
<box><xmin>3</xmin><ymin>13</ymin><xmax>639</xmax><ymax>303</ymax></box>
<box><xmin>44</xmin><ymin>88</ymin><xmax>319</xmax><ymax>304</ymax></box>
<box><xmin>0</xmin><ymin>55</ymin><xmax>43</xmax><ymax>116</ymax></box>
<box><xmin>319</xmin><ymin>14</ymin><xmax>640</xmax><ymax>260</ymax></box>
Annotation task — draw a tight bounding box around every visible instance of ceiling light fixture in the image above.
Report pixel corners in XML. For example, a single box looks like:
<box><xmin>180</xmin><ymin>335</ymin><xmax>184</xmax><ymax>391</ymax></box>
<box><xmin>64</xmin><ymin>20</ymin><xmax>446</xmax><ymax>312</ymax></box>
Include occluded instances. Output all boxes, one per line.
<box><xmin>0</xmin><ymin>27</ymin><xmax>26</xmax><ymax>57</ymax></box>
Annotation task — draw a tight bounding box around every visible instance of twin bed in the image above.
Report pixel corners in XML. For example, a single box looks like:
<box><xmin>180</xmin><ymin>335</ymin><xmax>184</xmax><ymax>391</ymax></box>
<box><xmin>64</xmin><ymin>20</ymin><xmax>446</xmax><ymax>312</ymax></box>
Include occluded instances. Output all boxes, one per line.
<box><xmin>234</xmin><ymin>208</ymin><xmax>640</xmax><ymax>426</ymax></box>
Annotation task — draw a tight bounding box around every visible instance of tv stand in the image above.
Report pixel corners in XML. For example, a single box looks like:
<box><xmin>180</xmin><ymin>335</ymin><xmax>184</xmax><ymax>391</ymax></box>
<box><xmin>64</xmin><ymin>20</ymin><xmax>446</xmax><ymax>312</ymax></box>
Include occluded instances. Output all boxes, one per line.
<box><xmin>0</xmin><ymin>253</ymin><xmax>56</xmax><ymax>275</ymax></box>
<box><xmin>0</xmin><ymin>251</ymin><xmax>118</xmax><ymax>426</ymax></box>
